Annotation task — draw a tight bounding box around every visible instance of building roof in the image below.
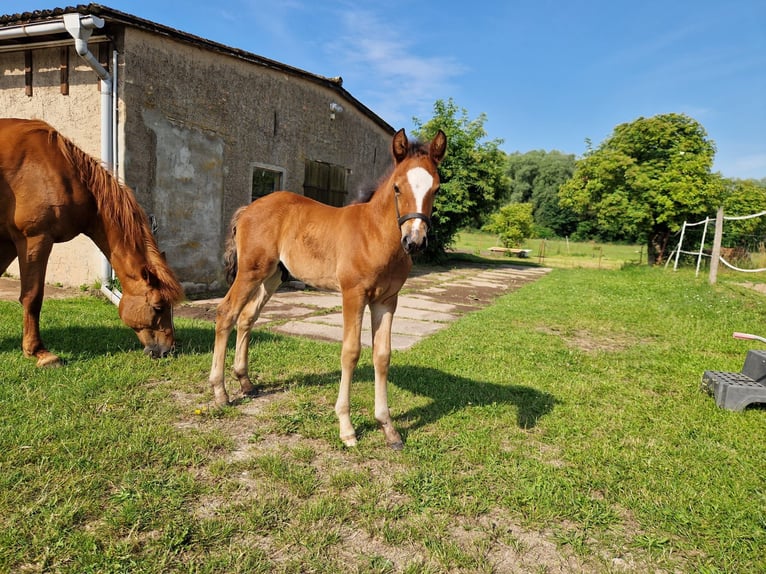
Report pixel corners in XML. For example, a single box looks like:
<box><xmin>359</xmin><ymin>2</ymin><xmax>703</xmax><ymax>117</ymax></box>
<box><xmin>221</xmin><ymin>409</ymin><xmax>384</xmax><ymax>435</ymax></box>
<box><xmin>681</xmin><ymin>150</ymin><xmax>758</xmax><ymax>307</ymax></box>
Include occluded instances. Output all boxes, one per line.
<box><xmin>0</xmin><ymin>3</ymin><xmax>393</xmax><ymax>133</ymax></box>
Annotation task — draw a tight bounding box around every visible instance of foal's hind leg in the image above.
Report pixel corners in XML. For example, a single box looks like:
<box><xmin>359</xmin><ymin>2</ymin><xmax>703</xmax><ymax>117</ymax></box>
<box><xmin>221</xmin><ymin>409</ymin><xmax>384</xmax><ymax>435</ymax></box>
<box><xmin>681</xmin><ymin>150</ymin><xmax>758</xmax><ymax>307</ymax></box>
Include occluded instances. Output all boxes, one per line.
<box><xmin>209</xmin><ymin>273</ymin><xmax>262</xmax><ymax>406</ymax></box>
<box><xmin>232</xmin><ymin>270</ymin><xmax>282</xmax><ymax>396</ymax></box>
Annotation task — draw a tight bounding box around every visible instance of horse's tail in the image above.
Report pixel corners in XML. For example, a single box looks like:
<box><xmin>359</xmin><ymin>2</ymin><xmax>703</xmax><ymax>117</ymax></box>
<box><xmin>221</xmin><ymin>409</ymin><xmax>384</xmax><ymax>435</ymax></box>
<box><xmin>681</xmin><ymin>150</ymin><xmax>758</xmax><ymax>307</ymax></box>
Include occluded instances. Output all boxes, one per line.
<box><xmin>224</xmin><ymin>206</ymin><xmax>248</xmax><ymax>285</ymax></box>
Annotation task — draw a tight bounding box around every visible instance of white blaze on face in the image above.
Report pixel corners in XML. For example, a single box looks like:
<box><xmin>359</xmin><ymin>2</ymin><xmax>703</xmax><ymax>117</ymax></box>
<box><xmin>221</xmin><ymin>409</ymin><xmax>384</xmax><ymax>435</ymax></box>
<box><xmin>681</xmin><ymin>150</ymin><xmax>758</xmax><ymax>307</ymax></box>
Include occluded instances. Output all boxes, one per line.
<box><xmin>406</xmin><ymin>167</ymin><xmax>434</xmax><ymax>232</ymax></box>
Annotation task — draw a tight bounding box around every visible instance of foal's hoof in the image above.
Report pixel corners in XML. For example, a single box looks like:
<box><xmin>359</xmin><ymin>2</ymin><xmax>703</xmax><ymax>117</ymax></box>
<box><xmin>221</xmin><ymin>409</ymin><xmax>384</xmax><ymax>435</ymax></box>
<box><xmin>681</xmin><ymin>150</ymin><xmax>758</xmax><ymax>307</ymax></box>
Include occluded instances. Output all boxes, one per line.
<box><xmin>340</xmin><ymin>434</ymin><xmax>358</xmax><ymax>448</ymax></box>
<box><xmin>36</xmin><ymin>353</ymin><xmax>63</xmax><ymax>368</ymax></box>
<box><xmin>212</xmin><ymin>391</ymin><xmax>231</xmax><ymax>408</ymax></box>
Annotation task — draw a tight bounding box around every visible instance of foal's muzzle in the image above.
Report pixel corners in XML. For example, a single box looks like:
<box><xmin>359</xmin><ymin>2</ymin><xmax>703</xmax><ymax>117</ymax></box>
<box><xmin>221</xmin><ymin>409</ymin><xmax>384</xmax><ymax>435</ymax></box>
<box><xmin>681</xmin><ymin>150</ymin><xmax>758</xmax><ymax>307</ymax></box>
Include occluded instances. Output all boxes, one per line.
<box><xmin>398</xmin><ymin>212</ymin><xmax>431</xmax><ymax>254</ymax></box>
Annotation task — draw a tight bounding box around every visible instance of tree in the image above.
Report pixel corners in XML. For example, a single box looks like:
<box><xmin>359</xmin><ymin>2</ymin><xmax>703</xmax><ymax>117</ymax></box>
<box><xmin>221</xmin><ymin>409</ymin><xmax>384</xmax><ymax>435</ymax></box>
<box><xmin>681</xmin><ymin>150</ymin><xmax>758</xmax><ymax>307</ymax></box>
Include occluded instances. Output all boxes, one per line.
<box><xmin>559</xmin><ymin>113</ymin><xmax>721</xmax><ymax>265</ymax></box>
<box><xmin>721</xmin><ymin>178</ymin><xmax>766</xmax><ymax>246</ymax></box>
<box><xmin>505</xmin><ymin>150</ymin><xmax>578</xmax><ymax>237</ymax></box>
<box><xmin>483</xmin><ymin>203</ymin><xmax>534</xmax><ymax>248</ymax></box>
<box><xmin>412</xmin><ymin>99</ymin><xmax>509</xmax><ymax>261</ymax></box>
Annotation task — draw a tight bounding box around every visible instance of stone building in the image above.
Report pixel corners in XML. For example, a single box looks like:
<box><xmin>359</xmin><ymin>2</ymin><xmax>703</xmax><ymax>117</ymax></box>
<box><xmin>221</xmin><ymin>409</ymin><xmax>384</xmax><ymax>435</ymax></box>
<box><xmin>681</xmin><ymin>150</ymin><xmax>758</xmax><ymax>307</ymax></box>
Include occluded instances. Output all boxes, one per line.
<box><xmin>0</xmin><ymin>4</ymin><xmax>394</xmax><ymax>293</ymax></box>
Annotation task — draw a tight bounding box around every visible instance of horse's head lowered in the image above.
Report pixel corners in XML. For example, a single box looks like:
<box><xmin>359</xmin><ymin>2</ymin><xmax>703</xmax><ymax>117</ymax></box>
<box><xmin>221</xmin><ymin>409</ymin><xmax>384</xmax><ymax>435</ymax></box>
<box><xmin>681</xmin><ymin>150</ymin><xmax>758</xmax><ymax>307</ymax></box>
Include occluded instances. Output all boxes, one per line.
<box><xmin>117</xmin><ymin>263</ymin><xmax>182</xmax><ymax>359</ymax></box>
<box><xmin>390</xmin><ymin>128</ymin><xmax>447</xmax><ymax>254</ymax></box>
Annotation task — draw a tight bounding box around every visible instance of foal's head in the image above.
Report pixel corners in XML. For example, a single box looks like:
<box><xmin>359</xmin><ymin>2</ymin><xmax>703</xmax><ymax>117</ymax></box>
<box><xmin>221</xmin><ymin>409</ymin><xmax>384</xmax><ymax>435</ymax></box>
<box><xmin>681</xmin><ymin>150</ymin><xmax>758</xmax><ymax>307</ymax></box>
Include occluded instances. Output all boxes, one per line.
<box><xmin>389</xmin><ymin>128</ymin><xmax>447</xmax><ymax>254</ymax></box>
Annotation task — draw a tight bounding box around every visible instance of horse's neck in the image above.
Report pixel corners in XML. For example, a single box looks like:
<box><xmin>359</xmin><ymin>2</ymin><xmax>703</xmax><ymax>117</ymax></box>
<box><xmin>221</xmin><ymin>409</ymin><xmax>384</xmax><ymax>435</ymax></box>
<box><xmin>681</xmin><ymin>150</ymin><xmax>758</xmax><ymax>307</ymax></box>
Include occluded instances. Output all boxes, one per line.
<box><xmin>87</xmin><ymin>218</ymin><xmax>148</xmax><ymax>289</ymax></box>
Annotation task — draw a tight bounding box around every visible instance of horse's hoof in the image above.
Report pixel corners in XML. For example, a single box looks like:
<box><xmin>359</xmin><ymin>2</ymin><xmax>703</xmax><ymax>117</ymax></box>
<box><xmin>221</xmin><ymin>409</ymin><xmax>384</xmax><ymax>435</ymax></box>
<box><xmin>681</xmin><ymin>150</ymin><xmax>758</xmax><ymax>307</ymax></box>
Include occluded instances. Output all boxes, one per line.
<box><xmin>387</xmin><ymin>440</ymin><xmax>404</xmax><ymax>451</ymax></box>
<box><xmin>36</xmin><ymin>354</ymin><xmax>63</xmax><ymax>368</ymax></box>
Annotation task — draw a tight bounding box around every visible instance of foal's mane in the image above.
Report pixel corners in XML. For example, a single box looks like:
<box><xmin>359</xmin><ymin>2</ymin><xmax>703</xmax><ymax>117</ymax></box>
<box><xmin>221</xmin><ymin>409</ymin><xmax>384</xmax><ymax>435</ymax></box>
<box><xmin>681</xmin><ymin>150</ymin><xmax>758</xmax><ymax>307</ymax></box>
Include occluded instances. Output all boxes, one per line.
<box><xmin>35</xmin><ymin>121</ymin><xmax>184</xmax><ymax>303</ymax></box>
<box><xmin>350</xmin><ymin>138</ymin><xmax>433</xmax><ymax>205</ymax></box>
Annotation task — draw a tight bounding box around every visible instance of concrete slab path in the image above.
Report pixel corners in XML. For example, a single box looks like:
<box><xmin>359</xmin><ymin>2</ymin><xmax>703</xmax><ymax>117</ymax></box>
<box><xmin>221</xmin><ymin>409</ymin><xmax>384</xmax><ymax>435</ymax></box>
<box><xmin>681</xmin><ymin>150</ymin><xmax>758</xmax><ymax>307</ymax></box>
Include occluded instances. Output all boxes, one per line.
<box><xmin>178</xmin><ymin>262</ymin><xmax>552</xmax><ymax>350</ymax></box>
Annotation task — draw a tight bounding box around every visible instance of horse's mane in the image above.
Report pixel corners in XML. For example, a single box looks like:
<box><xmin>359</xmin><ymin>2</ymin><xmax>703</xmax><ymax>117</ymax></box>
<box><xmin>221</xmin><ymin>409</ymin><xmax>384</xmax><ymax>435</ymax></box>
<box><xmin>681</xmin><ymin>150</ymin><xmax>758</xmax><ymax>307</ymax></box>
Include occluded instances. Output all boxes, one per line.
<box><xmin>35</xmin><ymin>121</ymin><xmax>184</xmax><ymax>304</ymax></box>
<box><xmin>349</xmin><ymin>138</ymin><xmax>433</xmax><ymax>205</ymax></box>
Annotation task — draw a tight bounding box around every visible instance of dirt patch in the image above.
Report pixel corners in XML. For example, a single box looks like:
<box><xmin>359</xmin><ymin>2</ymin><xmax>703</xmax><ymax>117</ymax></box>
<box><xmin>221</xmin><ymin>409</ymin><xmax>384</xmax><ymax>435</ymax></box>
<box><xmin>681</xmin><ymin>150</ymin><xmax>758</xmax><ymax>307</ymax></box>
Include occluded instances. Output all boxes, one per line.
<box><xmin>0</xmin><ymin>276</ymin><xmax>90</xmax><ymax>301</ymax></box>
<box><xmin>536</xmin><ymin>325</ymin><xmax>651</xmax><ymax>354</ymax></box>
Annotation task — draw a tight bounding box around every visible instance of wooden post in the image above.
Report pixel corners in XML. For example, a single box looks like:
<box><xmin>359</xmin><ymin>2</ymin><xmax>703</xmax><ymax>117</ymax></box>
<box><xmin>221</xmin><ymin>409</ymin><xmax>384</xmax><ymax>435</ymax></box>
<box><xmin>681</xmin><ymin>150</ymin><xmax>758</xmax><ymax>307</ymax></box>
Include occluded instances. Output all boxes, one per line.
<box><xmin>709</xmin><ymin>206</ymin><xmax>724</xmax><ymax>284</ymax></box>
<box><xmin>24</xmin><ymin>50</ymin><xmax>33</xmax><ymax>97</ymax></box>
<box><xmin>60</xmin><ymin>47</ymin><xmax>69</xmax><ymax>95</ymax></box>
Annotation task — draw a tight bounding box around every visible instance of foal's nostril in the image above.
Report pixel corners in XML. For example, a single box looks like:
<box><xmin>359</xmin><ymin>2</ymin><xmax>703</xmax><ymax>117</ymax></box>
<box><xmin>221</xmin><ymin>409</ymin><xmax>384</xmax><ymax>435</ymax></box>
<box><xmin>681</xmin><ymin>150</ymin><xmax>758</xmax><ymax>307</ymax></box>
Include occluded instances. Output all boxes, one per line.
<box><xmin>401</xmin><ymin>235</ymin><xmax>427</xmax><ymax>254</ymax></box>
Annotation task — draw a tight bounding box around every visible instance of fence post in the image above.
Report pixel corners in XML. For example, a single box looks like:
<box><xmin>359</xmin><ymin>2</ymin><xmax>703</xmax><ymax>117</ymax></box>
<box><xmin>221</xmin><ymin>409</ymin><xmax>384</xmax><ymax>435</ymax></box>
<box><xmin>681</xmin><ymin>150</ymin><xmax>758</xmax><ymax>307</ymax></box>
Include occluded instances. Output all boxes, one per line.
<box><xmin>695</xmin><ymin>217</ymin><xmax>710</xmax><ymax>277</ymax></box>
<box><xmin>673</xmin><ymin>221</ymin><xmax>687</xmax><ymax>270</ymax></box>
<box><xmin>709</xmin><ymin>206</ymin><xmax>724</xmax><ymax>284</ymax></box>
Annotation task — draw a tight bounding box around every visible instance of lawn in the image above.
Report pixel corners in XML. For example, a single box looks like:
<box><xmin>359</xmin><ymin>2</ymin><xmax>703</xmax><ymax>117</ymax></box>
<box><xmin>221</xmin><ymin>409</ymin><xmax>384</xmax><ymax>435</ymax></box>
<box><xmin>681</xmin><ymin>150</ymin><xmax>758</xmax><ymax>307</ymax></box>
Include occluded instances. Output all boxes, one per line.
<box><xmin>1</xmin><ymin>263</ymin><xmax>765</xmax><ymax>572</ymax></box>
<box><xmin>455</xmin><ymin>229</ymin><xmax>645</xmax><ymax>269</ymax></box>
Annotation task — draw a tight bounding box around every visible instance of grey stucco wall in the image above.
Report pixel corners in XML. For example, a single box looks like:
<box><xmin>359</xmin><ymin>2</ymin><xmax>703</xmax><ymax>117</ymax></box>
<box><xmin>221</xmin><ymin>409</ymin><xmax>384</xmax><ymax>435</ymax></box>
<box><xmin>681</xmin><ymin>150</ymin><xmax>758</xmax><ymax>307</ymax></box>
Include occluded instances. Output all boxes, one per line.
<box><xmin>120</xmin><ymin>27</ymin><xmax>394</xmax><ymax>292</ymax></box>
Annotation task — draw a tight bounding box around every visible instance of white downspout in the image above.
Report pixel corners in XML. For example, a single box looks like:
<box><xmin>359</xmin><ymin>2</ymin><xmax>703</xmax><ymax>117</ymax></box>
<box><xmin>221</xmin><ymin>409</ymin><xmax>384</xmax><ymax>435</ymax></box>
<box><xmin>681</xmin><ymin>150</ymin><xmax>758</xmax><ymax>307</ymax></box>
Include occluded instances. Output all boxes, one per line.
<box><xmin>62</xmin><ymin>13</ymin><xmax>121</xmax><ymax>305</ymax></box>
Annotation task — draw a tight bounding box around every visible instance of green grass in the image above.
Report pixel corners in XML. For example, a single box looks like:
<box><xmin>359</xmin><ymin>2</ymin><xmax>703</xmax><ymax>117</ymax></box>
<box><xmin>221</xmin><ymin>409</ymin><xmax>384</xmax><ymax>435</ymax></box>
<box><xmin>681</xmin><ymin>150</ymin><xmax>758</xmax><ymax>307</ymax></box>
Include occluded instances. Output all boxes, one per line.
<box><xmin>1</xmin><ymin>266</ymin><xmax>765</xmax><ymax>572</ymax></box>
<box><xmin>455</xmin><ymin>229</ymin><xmax>645</xmax><ymax>269</ymax></box>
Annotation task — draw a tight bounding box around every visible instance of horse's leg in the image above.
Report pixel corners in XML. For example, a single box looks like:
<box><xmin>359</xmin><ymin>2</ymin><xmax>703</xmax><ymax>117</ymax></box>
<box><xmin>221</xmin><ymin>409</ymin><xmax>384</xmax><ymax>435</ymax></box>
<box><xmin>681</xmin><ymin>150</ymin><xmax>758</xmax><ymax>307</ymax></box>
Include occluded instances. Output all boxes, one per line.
<box><xmin>15</xmin><ymin>236</ymin><xmax>60</xmax><ymax>367</ymax></box>
<box><xmin>0</xmin><ymin>240</ymin><xmax>17</xmax><ymax>275</ymax></box>
<box><xmin>208</xmin><ymin>273</ymin><xmax>262</xmax><ymax>406</ymax></box>
<box><xmin>370</xmin><ymin>298</ymin><xmax>403</xmax><ymax>450</ymax></box>
<box><xmin>335</xmin><ymin>291</ymin><xmax>365</xmax><ymax>447</ymax></box>
<box><xmin>232</xmin><ymin>269</ymin><xmax>282</xmax><ymax>396</ymax></box>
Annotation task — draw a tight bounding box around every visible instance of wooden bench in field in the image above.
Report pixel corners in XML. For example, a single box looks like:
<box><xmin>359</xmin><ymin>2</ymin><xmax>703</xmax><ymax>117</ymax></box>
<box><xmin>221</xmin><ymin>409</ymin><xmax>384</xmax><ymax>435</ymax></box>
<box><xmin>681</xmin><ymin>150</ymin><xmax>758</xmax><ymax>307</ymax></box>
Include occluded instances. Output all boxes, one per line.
<box><xmin>488</xmin><ymin>246</ymin><xmax>532</xmax><ymax>258</ymax></box>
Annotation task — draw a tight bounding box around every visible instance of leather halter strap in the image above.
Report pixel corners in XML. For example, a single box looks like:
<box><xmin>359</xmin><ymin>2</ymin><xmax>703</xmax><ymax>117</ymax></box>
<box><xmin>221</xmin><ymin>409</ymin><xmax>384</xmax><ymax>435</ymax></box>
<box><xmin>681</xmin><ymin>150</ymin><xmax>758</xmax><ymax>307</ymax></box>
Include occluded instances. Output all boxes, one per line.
<box><xmin>394</xmin><ymin>187</ymin><xmax>431</xmax><ymax>229</ymax></box>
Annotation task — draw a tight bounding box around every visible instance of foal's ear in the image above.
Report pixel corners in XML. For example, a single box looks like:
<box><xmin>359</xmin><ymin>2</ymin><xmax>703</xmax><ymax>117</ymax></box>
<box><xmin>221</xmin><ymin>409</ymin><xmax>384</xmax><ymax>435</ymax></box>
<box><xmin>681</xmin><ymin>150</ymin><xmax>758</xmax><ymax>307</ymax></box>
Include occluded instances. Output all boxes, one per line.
<box><xmin>430</xmin><ymin>130</ymin><xmax>447</xmax><ymax>164</ymax></box>
<box><xmin>392</xmin><ymin>128</ymin><xmax>409</xmax><ymax>163</ymax></box>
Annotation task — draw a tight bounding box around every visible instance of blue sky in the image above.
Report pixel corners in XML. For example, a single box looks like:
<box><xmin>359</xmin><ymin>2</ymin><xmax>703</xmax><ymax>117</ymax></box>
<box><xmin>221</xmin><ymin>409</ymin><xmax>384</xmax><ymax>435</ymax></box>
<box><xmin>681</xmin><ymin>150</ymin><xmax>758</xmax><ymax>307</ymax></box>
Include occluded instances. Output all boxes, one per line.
<box><xmin>4</xmin><ymin>1</ymin><xmax>765</xmax><ymax>179</ymax></box>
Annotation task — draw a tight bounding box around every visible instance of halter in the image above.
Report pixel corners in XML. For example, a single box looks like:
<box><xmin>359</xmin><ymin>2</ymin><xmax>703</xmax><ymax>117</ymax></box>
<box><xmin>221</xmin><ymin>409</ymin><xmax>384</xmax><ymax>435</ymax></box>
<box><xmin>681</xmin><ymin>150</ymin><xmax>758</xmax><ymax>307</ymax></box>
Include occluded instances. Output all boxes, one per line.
<box><xmin>394</xmin><ymin>185</ymin><xmax>432</xmax><ymax>230</ymax></box>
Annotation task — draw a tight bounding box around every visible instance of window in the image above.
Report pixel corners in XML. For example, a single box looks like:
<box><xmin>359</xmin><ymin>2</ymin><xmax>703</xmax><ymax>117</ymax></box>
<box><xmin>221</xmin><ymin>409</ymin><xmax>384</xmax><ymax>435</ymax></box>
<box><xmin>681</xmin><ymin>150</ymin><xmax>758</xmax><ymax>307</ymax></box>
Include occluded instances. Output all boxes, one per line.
<box><xmin>303</xmin><ymin>159</ymin><xmax>349</xmax><ymax>207</ymax></box>
<box><xmin>251</xmin><ymin>165</ymin><xmax>284</xmax><ymax>202</ymax></box>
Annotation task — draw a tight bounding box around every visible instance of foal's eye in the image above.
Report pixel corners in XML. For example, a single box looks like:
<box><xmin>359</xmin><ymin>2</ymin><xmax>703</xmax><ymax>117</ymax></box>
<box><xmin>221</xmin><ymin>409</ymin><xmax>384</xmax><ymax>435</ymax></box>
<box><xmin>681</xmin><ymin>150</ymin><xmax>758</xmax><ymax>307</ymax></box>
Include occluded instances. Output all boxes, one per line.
<box><xmin>393</xmin><ymin>184</ymin><xmax>401</xmax><ymax>195</ymax></box>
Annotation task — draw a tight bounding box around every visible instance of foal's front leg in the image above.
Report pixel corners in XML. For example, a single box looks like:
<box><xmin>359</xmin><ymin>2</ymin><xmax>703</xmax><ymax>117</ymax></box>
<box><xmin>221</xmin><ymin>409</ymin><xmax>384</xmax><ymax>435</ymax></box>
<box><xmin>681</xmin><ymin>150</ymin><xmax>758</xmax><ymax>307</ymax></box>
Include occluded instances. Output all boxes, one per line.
<box><xmin>370</xmin><ymin>298</ymin><xmax>403</xmax><ymax>449</ymax></box>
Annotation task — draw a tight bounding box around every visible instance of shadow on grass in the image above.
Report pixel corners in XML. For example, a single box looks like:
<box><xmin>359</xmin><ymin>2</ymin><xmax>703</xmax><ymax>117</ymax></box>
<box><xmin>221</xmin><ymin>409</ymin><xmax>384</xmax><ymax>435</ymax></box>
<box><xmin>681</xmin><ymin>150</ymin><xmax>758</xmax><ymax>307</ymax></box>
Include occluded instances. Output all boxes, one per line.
<box><xmin>390</xmin><ymin>364</ymin><xmax>558</xmax><ymax>431</ymax></box>
<box><xmin>287</xmin><ymin>363</ymin><xmax>558</xmax><ymax>439</ymax></box>
<box><xmin>0</xmin><ymin>321</ymin><xmax>222</xmax><ymax>361</ymax></box>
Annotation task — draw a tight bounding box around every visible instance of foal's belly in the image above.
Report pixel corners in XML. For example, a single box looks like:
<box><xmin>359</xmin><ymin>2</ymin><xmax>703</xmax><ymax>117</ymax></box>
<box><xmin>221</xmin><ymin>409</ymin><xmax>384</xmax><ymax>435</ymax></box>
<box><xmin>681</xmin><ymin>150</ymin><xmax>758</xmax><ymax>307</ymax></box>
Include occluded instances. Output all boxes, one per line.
<box><xmin>280</xmin><ymin>252</ymin><xmax>340</xmax><ymax>292</ymax></box>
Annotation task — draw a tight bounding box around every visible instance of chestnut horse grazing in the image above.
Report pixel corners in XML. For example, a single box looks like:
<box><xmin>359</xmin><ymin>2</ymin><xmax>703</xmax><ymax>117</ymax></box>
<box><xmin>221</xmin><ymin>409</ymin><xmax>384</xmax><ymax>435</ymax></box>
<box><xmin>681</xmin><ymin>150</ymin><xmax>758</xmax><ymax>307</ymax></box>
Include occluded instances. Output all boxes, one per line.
<box><xmin>209</xmin><ymin>129</ymin><xmax>447</xmax><ymax>449</ymax></box>
<box><xmin>0</xmin><ymin>118</ymin><xmax>184</xmax><ymax>366</ymax></box>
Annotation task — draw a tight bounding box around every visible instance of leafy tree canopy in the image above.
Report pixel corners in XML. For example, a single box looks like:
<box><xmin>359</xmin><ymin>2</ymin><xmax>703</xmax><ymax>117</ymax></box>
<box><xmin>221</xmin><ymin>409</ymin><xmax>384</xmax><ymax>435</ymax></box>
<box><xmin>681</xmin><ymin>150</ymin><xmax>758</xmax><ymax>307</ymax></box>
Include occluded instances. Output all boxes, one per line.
<box><xmin>483</xmin><ymin>202</ymin><xmax>534</xmax><ymax>248</ymax></box>
<box><xmin>721</xmin><ymin>178</ymin><xmax>766</xmax><ymax>246</ymax></box>
<box><xmin>505</xmin><ymin>150</ymin><xmax>577</xmax><ymax>237</ymax></box>
<box><xmin>559</xmin><ymin>113</ymin><xmax>721</xmax><ymax>265</ymax></box>
<box><xmin>413</xmin><ymin>98</ymin><xmax>509</xmax><ymax>261</ymax></box>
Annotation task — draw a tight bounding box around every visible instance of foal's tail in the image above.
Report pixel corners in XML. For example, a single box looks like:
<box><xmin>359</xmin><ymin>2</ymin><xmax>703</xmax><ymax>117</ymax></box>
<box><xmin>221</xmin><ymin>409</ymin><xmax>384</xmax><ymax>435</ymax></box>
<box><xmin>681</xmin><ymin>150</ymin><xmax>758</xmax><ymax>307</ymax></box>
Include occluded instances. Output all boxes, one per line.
<box><xmin>224</xmin><ymin>206</ymin><xmax>248</xmax><ymax>285</ymax></box>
